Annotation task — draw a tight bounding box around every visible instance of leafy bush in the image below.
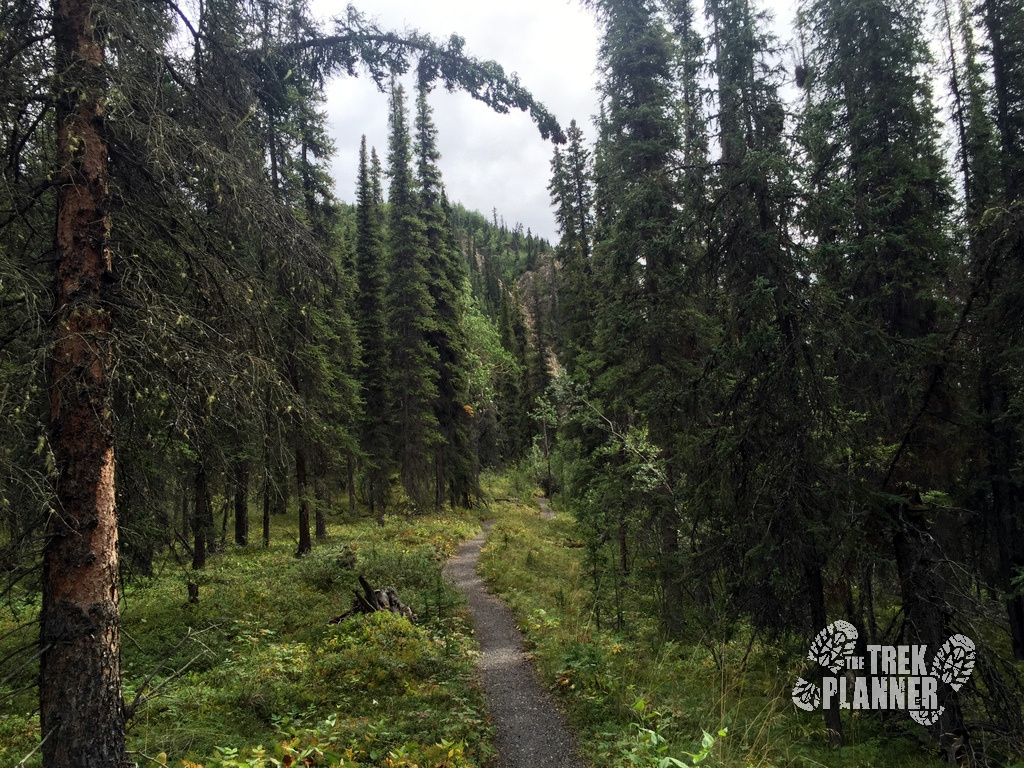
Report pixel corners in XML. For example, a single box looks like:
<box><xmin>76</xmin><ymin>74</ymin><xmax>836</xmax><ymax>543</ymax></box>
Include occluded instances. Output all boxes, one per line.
<box><xmin>297</xmin><ymin>545</ymin><xmax>357</xmax><ymax>592</ymax></box>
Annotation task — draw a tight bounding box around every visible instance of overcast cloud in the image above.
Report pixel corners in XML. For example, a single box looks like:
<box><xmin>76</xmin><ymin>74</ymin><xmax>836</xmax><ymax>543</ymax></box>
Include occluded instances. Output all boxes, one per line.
<box><xmin>310</xmin><ymin>0</ymin><xmax>797</xmax><ymax>242</ymax></box>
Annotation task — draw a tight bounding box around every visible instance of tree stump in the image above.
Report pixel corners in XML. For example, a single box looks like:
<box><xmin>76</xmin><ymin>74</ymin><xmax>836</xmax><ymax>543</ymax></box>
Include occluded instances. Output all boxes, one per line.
<box><xmin>330</xmin><ymin>575</ymin><xmax>415</xmax><ymax>623</ymax></box>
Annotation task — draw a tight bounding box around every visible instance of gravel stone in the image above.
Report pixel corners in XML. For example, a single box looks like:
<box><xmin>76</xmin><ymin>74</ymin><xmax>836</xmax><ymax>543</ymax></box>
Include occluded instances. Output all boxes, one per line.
<box><xmin>443</xmin><ymin>521</ymin><xmax>587</xmax><ymax>768</ymax></box>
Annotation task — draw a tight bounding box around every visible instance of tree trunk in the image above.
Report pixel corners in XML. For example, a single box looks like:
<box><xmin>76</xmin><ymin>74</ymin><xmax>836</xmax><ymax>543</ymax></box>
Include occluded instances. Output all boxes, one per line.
<box><xmin>193</xmin><ymin>465</ymin><xmax>209</xmax><ymax>571</ymax></box>
<box><xmin>981</xmin><ymin>366</ymin><xmax>1024</xmax><ymax>658</ymax></box>
<box><xmin>262</xmin><ymin>473</ymin><xmax>271</xmax><ymax>548</ymax></box>
<box><xmin>40</xmin><ymin>0</ymin><xmax>129</xmax><ymax>764</ymax></box>
<box><xmin>347</xmin><ymin>451</ymin><xmax>357</xmax><ymax>516</ymax></box>
<box><xmin>892</xmin><ymin>501</ymin><xmax>969</xmax><ymax>754</ymax></box>
<box><xmin>234</xmin><ymin>460</ymin><xmax>249</xmax><ymax>546</ymax></box>
<box><xmin>804</xmin><ymin>562</ymin><xmax>844</xmax><ymax>747</ymax></box>
<box><xmin>296</xmin><ymin>446</ymin><xmax>311</xmax><ymax>556</ymax></box>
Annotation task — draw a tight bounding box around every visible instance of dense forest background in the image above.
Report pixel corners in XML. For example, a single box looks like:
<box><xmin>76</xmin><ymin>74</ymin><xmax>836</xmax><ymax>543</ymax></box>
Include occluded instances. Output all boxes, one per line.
<box><xmin>3</xmin><ymin>0</ymin><xmax>1024</xmax><ymax>765</ymax></box>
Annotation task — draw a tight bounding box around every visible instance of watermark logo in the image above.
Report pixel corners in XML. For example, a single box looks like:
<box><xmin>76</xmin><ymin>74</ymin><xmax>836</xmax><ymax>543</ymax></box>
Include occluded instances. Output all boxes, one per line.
<box><xmin>792</xmin><ymin>620</ymin><xmax>975</xmax><ymax>726</ymax></box>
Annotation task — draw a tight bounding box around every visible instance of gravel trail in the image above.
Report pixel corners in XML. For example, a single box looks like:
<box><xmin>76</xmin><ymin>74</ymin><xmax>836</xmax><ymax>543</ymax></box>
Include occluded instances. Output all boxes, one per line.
<box><xmin>443</xmin><ymin>520</ymin><xmax>586</xmax><ymax>768</ymax></box>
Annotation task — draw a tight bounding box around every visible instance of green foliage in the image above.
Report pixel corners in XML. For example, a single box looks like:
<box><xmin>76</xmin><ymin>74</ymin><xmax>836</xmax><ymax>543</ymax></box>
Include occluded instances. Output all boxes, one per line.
<box><xmin>0</xmin><ymin>508</ymin><xmax>489</xmax><ymax>767</ymax></box>
<box><xmin>477</xmin><ymin>492</ymin><xmax>950</xmax><ymax>768</ymax></box>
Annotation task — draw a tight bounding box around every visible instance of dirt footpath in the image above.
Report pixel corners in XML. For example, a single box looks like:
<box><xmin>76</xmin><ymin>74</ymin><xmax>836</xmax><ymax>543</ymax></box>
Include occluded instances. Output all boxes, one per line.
<box><xmin>443</xmin><ymin>523</ymin><xmax>586</xmax><ymax>768</ymax></box>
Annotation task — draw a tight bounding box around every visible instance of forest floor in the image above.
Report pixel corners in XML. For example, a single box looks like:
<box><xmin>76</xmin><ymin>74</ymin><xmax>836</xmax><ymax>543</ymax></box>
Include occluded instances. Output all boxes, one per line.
<box><xmin>477</xmin><ymin>484</ymin><xmax>956</xmax><ymax>768</ymax></box>
<box><xmin>444</xmin><ymin>516</ymin><xmax>585</xmax><ymax>767</ymax></box>
<box><xmin>0</xmin><ymin>474</ymin><xmax>962</xmax><ymax>767</ymax></box>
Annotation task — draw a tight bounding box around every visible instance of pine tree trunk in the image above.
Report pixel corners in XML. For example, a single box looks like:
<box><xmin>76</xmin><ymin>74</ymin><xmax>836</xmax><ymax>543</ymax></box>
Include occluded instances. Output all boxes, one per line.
<box><xmin>40</xmin><ymin>0</ymin><xmax>129</xmax><ymax>763</ymax></box>
<box><xmin>262</xmin><ymin>473</ymin><xmax>271</xmax><ymax>548</ymax></box>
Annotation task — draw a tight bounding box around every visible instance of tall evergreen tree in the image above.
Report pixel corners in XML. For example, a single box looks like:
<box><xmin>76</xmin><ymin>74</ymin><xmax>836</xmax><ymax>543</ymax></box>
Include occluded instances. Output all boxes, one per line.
<box><xmin>704</xmin><ymin>0</ymin><xmax>843</xmax><ymax>743</ymax></box>
<box><xmin>40</xmin><ymin>0</ymin><xmax>129</xmax><ymax>762</ymax></box>
<box><xmin>386</xmin><ymin>81</ymin><xmax>439</xmax><ymax>510</ymax></box>
<box><xmin>799</xmin><ymin>0</ymin><xmax>962</xmax><ymax>745</ymax></box>
<box><xmin>415</xmin><ymin>82</ymin><xmax>476</xmax><ymax>509</ymax></box>
<box><xmin>549</xmin><ymin>119</ymin><xmax>595</xmax><ymax>372</ymax></box>
<box><xmin>354</xmin><ymin>138</ymin><xmax>395</xmax><ymax>520</ymax></box>
<box><xmin>967</xmin><ymin>0</ymin><xmax>1024</xmax><ymax>659</ymax></box>
<box><xmin>586</xmin><ymin>0</ymin><xmax>689</xmax><ymax>636</ymax></box>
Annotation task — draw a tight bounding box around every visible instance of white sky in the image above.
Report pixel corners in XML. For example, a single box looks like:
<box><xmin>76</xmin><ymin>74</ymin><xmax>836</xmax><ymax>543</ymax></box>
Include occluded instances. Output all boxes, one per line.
<box><xmin>310</xmin><ymin>0</ymin><xmax>798</xmax><ymax>242</ymax></box>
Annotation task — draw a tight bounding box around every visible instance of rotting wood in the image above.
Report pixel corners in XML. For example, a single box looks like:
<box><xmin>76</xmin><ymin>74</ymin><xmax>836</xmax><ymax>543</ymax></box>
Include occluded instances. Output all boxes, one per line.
<box><xmin>330</xmin><ymin>575</ymin><xmax>415</xmax><ymax>623</ymax></box>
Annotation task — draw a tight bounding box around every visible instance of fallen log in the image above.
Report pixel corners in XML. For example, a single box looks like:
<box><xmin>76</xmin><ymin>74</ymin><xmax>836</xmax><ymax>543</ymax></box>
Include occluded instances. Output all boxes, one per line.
<box><xmin>329</xmin><ymin>575</ymin><xmax>416</xmax><ymax>624</ymax></box>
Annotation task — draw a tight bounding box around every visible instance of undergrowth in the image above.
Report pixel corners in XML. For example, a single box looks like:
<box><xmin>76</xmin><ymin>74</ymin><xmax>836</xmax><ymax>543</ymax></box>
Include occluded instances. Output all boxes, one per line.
<box><xmin>0</xmin><ymin>508</ymin><xmax>491</xmax><ymax>768</ymax></box>
<box><xmin>476</xmin><ymin>473</ymin><xmax>949</xmax><ymax>768</ymax></box>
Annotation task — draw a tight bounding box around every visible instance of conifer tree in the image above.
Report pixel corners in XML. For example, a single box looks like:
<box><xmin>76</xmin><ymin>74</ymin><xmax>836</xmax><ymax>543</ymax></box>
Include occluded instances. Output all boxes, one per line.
<box><xmin>415</xmin><ymin>82</ymin><xmax>476</xmax><ymax>509</ymax></box>
<box><xmin>705</xmin><ymin>0</ymin><xmax>841</xmax><ymax>742</ymax></box>
<box><xmin>386</xmin><ymin>81</ymin><xmax>440</xmax><ymax>510</ymax></box>
<box><xmin>40</xmin><ymin>0</ymin><xmax>128</xmax><ymax>761</ymax></box>
<box><xmin>354</xmin><ymin>138</ymin><xmax>395</xmax><ymax>520</ymax></box>
<box><xmin>586</xmin><ymin>0</ymin><xmax>688</xmax><ymax>636</ymax></box>
<box><xmin>549</xmin><ymin>119</ymin><xmax>595</xmax><ymax>372</ymax></box>
<box><xmin>799</xmin><ymin>0</ymin><xmax>962</xmax><ymax>744</ymax></box>
<box><xmin>968</xmin><ymin>0</ymin><xmax>1024</xmax><ymax>659</ymax></box>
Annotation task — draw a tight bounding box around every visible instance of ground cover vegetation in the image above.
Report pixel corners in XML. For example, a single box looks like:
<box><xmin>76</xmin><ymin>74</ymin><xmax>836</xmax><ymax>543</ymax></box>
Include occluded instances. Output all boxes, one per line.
<box><xmin>478</xmin><ymin>480</ymin><xmax>950</xmax><ymax>767</ymax></box>
<box><xmin>4</xmin><ymin>0</ymin><xmax>1024</xmax><ymax>765</ymax></box>
<box><xmin>1</xmin><ymin>508</ymin><xmax>494</xmax><ymax>767</ymax></box>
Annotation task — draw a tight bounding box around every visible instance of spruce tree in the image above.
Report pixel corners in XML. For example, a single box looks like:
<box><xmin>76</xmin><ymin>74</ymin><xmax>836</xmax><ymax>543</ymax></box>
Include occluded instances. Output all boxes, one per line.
<box><xmin>968</xmin><ymin>0</ymin><xmax>1024</xmax><ymax>659</ymax></box>
<box><xmin>549</xmin><ymin>119</ymin><xmax>595</xmax><ymax>373</ymax></box>
<box><xmin>705</xmin><ymin>0</ymin><xmax>841</xmax><ymax>742</ymax></box>
<box><xmin>354</xmin><ymin>138</ymin><xmax>395</xmax><ymax>520</ymax></box>
<box><xmin>386</xmin><ymin>81</ymin><xmax>440</xmax><ymax>511</ymax></box>
<box><xmin>799</xmin><ymin>0</ymin><xmax>962</xmax><ymax>744</ymax></box>
<box><xmin>415</xmin><ymin>82</ymin><xmax>476</xmax><ymax>509</ymax></box>
<box><xmin>587</xmin><ymin>0</ymin><xmax>688</xmax><ymax>636</ymax></box>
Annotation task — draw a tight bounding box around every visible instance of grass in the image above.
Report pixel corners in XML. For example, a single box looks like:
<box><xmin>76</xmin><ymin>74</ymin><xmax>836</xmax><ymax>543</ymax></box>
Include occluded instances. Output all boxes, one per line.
<box><xmin>0</xmin><ymin>504</ymin><xmax>493</xmax><ymax>768</ymax></box>
<box><xmin>476</xmin><ymin>472</ymin><xmax>951</xmax><ymax>768</ymax></box>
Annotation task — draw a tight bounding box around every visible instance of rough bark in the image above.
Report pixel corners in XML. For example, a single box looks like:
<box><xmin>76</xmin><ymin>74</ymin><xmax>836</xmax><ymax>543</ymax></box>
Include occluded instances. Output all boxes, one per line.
<box><xmin>40</xmin><ymin>0</ymin><xmax>129</xmax><ymax>764</ymax></box>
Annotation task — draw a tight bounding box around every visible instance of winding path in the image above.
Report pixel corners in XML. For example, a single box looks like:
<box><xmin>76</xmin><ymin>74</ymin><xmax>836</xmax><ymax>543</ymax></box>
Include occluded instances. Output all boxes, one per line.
<box><xmin>443</xmin><ymin>519</ymin><xmax>585</xmax><ymax>767</ymax></box>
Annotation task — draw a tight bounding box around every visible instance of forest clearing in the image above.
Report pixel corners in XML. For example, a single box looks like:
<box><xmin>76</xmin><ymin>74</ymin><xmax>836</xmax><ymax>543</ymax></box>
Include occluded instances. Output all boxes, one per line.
<box><xmin>3</xmin><ymin>0</ymin><xmax>1024</xmax><ymax>765</ymax></box>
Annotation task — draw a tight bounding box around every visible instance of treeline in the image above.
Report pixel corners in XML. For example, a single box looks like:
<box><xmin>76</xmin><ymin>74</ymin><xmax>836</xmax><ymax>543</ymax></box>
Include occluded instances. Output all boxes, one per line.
<box><xmin>0</xmin><ymin>0</ymin><xmax>562</xmax><ymax>764</ymax></box>
<box><xmin>536</xmin><ymin>0</ymin><xmax>1024</xmax><ymax>762</ymax></box>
